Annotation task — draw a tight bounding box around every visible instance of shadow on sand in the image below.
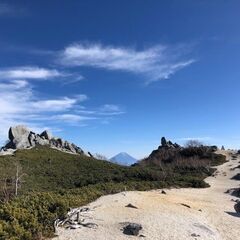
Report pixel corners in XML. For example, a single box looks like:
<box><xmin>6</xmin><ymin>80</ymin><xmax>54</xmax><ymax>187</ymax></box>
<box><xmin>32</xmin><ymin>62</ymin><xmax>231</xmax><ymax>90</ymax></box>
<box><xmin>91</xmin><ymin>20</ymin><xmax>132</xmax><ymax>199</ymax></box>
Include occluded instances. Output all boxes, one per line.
<box><xmin>225</xmin><ymin>211</ymin><xmax>240</xmax><ymax>218</ymax></box>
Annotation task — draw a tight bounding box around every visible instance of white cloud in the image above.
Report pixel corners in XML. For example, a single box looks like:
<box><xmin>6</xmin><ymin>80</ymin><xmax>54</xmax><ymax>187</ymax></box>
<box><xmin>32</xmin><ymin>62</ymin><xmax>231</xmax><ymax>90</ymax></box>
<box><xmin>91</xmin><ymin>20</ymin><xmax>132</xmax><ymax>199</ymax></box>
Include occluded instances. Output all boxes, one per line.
<box><xmin>53</xmin><ymin>114</ymin><xmax>95</xmax><ymax>123</ymax></box>
<box><xmin>0</xmin><ymin>79</ymin><xmax>89</xmax><ymax>143</ymax></box>
<box><xmin>0</xmin><ymin>77</ymin><xmax>124</xmax><ymax>144</ymax></box>
<box><xmin>0</xmin><ymin>66</ymin><xmax>63</xmax><ymax>80</ymax></box>
<box><xmin>76</xmin><ymin>104</ymin><xmax>125</xmax><ymax>116</ymax></box>
<box><xmin>99</xmin><ymin>104</ymin><xmax>125</xmax><ymax>115</ymax></box>
<box><xmin>59</xmin><ymin>43</ymin><xmax>195</xmax><ymax>83</ymax></box>
<box><xmin>100</xmin><ymin>104</ymin><xmax>120</xmax><ymax>112</ymax></box>
<box><xmin>32</xmin><ymin>96</ymin><xmax>86</xmax><ymax>111</ymax></box>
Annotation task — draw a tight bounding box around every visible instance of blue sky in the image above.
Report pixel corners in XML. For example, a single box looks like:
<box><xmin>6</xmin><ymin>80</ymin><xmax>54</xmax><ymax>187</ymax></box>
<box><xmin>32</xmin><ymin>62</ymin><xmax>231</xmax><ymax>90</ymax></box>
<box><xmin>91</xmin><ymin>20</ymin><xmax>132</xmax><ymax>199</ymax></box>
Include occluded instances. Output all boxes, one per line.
<box><xmin>0</xmin><ymin>0</ymin><xmax>240</xmax><ymax>158</ymax></box>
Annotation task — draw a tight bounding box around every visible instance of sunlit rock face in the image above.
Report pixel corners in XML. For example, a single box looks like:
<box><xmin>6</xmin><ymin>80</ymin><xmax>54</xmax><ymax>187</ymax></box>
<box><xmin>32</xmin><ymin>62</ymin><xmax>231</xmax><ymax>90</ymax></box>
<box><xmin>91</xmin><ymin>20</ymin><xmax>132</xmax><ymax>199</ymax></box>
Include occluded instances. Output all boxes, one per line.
<box><xmin>2</xmin><ymin>125</ymin><xmax>85</xmax><ymax>155</ymax></box>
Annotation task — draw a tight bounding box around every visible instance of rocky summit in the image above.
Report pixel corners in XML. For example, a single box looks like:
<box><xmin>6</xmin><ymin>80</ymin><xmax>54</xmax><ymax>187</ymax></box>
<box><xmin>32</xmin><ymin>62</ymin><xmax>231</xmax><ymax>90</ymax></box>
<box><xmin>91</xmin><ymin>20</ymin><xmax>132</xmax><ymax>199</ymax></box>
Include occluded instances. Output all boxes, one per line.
<box><xmin>1</xmin><ymin>125</ymin><xmax>85</xmax><ymax>155</ymax></box>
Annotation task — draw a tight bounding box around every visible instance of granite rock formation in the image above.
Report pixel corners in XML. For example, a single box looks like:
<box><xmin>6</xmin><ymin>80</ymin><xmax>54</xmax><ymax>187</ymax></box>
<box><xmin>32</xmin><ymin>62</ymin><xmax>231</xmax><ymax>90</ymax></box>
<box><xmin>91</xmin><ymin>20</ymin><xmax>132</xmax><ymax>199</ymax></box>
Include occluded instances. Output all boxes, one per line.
<box><xmin>1</xmin><ymin>125</ymin><xmax>85</xmax><ymax>155</ymax></box>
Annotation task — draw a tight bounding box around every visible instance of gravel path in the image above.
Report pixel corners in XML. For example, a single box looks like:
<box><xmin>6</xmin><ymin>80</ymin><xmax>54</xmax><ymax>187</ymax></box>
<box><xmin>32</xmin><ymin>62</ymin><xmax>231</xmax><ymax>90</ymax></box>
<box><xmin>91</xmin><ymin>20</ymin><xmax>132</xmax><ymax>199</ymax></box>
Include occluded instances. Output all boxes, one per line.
<box><xmin>55</xmin><ymin>151</ymin><xmax>240</xmax><ymax>240</ymax></box>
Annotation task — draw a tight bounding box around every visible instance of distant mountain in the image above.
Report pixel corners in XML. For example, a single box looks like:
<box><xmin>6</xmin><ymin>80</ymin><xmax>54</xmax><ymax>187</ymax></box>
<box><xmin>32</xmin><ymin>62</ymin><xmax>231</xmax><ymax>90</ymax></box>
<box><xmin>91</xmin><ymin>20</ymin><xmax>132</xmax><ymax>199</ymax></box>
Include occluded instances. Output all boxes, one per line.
<box><xmin>110</xmin><ymin>152</ymin><xmax>137</xmax><ymax>166</ymax></box>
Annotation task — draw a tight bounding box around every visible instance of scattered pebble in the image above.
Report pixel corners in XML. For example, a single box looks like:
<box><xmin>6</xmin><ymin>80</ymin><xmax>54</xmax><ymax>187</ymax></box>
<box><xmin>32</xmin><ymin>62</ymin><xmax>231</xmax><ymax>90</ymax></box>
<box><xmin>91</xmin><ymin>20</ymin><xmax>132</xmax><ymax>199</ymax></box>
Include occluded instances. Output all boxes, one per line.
<box><xmin>181</xmin><ymin>203</ymin><xmax>191</xmax><ymax>208</ymax></box>
<box><xmin>123</xmin><ymin>223</ymin><xmax>142</xmax><ymax>236</ymax></box>
<box><xmin>125</xmin><ymin>203</ymin><xmax>138</xmax><ymax>209</ymax></box>
<box><xmin>191</xmin><ymin>233</ymin><xmax>200</xmax><ymax>237</ymax></box>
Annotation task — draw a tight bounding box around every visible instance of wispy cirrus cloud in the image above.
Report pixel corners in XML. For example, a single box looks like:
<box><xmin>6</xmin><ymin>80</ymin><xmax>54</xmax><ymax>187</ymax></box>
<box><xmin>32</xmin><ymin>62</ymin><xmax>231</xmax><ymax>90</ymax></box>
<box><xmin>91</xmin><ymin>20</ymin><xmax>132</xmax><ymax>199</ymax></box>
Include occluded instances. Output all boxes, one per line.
<box><xmin>32</xmin><ymin>96</ymin><xmax>87</xmax><ymax>112</ymax></box>
<box><xmin>58</xmin><ymin>43</ymin><xmax>195</xmax><ymax>83</ymax></box>
<box><xmin>99</xmin><ymin>104</ymin><xmax>125</xmax><ymax>115</ymax></box>
<box><xmin>0</xmin><ymin>75</ymin><xmax>124</xmax><ymax>143</ymax></box>
<box><xmin>52</xmin><ymin>114</ymin><xmax>96</xmax><ymax>125</ymax></box>
<box><xmin>0</xmin><ymin>66</ymin><xmax>63</xmax><ymax>80</ymax></box>
<box><xmin>0</xmin><ymin>79</ymin><xmax>88</xmax><ymax>140</ymax></box>
<box><xmin>76</xmin><ymin>104</ymin><xmax>125</xmax><ymax>116</ymax></box>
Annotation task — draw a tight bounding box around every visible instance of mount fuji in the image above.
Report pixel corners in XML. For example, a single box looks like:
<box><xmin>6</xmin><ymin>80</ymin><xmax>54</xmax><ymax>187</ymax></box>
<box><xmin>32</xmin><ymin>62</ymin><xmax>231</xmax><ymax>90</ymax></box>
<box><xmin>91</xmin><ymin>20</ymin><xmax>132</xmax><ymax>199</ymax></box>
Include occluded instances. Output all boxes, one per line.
<box><xmin>110</xmin><ymin>152</ymin><xmax>137</xmax><ymax>166</ymax></box>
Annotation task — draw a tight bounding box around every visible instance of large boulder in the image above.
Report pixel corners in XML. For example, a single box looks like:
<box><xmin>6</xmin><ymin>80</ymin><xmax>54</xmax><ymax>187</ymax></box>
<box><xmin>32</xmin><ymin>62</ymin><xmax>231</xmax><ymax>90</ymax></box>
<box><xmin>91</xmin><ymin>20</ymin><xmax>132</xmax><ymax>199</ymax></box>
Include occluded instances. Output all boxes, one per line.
<box><xmin>8</xmin><ymin>125</ymin><xmax>31</xmax><ymax>149</ymax></box>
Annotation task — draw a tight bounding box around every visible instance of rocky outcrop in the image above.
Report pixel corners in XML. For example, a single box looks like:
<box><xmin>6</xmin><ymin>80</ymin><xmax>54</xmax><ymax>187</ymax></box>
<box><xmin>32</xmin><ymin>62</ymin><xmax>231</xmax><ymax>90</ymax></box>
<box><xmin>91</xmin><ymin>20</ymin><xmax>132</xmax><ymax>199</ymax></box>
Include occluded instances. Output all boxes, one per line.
<box><xmin>147</xmin><ymin>137</ymin><xmax>181</xmax><ymax>160</ymax></box>
<box><xmin>138</xmin><ymin>137</ymin><xmax>219</xmax><ymax>167</ymax></box>
<box><xmin>159</xmin><ymin>137</ymin><xmax>181</xmax><ymax>149</ymax></box>
<box><xmin>2</xmin><ymin>125</ymin><xmax>85</xmax><ymax>155</ymax></box>
<box><xmin>7</xmin><ymin>125</ymin><xmax>31</xmax><ymax>149</ymax></box>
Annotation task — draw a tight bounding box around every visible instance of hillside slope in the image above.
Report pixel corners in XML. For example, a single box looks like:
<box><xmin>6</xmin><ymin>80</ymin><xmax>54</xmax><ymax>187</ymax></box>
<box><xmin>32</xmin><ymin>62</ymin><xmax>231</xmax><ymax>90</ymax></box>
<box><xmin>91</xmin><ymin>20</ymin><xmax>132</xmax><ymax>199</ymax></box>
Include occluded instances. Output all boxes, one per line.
<box><xmin>0</xmin><ymin>142</ymin><xmax>226</xmax><ymax>240</ymax></box>
<box><xmin>56</xmin><ymin>151</ymin><xmax>240</xmax><ymax>240</ymax></box>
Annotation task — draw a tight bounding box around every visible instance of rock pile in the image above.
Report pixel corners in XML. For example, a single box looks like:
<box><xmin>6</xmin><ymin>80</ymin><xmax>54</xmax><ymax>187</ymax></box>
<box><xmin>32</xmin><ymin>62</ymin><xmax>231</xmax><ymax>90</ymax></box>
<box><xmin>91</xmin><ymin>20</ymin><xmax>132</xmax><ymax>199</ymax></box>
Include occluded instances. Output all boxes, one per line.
<box><xmin>147</xmin><ymin>137</ymin><xmax>181</xmax><ymax>160</ymax></box>
<box><xmin>159</xmin><ymin>137</ymin><xmax>181</xmax><ymax>150</ymax></box>
<box><xmin>1</xmin><ymin>125</ymin><xmax>84</xmax><ymax>155</ymax></box>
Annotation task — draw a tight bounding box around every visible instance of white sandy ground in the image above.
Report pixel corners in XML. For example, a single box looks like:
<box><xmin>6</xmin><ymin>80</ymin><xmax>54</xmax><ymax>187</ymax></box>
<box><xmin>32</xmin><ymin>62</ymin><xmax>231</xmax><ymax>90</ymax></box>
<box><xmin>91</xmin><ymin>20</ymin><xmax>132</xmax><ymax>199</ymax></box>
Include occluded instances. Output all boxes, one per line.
<box><xmin>55</xmin><ymin>151</ymin><xmax>240</xmax><ymax>240</ymax></box>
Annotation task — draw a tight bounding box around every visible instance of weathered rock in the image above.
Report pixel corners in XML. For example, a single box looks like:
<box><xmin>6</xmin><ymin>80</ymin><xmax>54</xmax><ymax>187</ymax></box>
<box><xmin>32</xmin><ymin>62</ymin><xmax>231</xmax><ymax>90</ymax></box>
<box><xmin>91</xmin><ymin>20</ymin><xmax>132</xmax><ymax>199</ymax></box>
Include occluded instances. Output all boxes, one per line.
<box><xmin>28</xmin><ymin>132</ymin><xmax>36</xmax><ymax>147</ymax></box>
<box><xmin>210</xmin><ymin>145</ymin><xmax>218</xmax><ymax>152</ymax></box>
<box><xmin>40</xmin><ymin>130</ymin><xmax>53</xmax><ymax>140</ymax></box>
<box><xmin>234</xmin><ymin>201</ymin><xmax>240</xmax><ymax>213</ymax></box>
<box><xmin>161</xmin><ymin>190</ymin><xmax>166</xmax><ymax>194</ymax></box>
<box><xmin>35</xmin><ymin>135</ymin><xmax>49</xmax><ymax>146</ymax></box>
<box><xmin>2</xmin><ymin>125</ymin><xmax>86</xmax><ymax>156</ymax></box>
<box><xmin>232</xmin><ymin>173</ymin><xmax>240</xmax><ymax>180</ymax></box>
<box><xmin>161</xmin><ymin>137</ymin><xmax>167</xmax><ymax>147</ymax></box>
<box><xmin>123</xmin><ymin>223</ymin><xmax>142</xmax><ymax>236</ymax></box>
<box><xmin>8</xmin><ymin>125</ymin><xmax>30</xmax><ymax>141</ymax></box>
<box><xmin>72</xmin><ymin>144</ymin><xmax>84</xmax><ymax>154</ymax></box>
<box><xmin>8</xmin><ymin>125</ymin><xmax>31</xmax><ymax>149</ymax></box>
<box><xmin>226</xmin><ymin>188</ymin><xmax>240</xmax><ymax>198</ymax></box>
<box><xmin>64</xmin><ymin>141</ymin><xmax>77</xmax><ymax>153</ymax></box>
<box><xmin>88</xmin><ymin>152</ymin><xmax>93</xmax><ymax>157</ymax></box>
<box><xmin>159</xmin><ymin>137</ymin><xmax>181</xmax><ymax>150</ymax></box>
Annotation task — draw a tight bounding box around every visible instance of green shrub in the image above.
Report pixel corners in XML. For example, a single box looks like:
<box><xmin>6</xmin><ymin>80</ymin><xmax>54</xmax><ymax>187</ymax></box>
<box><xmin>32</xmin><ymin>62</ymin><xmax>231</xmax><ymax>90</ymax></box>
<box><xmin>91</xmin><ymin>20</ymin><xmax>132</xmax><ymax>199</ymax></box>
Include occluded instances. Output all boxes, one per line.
<box><xmin>0</xmin><ymin>146</ymin><xmax>226</xmax><ymax>239</ymax></box>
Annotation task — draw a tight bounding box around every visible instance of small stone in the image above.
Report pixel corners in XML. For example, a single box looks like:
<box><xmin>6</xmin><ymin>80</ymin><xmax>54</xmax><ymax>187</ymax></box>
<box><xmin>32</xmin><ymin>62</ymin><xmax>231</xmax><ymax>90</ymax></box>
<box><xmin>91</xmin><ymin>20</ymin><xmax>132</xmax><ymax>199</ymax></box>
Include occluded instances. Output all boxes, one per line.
<box><xmin>181</xmin><ymin>203</ymin><xmax>191</xmax><ymax>208</ymax></box>
<box><xmin>161</xmin><ymin>190</ymin><xmax>167</xmax><ymax>194</ymax></box>
<box><xmin>123</xmin><ymin>223</ymin><xmax>142</xmax><ymax>236</ymax></box>
<box><xmin>125</xmin><ymin>203</ymin><xmax>138</xmax><ymax>209</ymax></box>
<box><xmin>191</xmin><ymin>233</ymin><xmax>200</xmax><ymax>237</ymax></box>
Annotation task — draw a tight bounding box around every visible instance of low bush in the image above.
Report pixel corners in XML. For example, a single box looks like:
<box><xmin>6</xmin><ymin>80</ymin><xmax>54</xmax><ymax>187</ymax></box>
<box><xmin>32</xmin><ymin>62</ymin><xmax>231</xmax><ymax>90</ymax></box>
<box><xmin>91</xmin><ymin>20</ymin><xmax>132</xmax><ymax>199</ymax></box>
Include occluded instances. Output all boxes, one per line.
<box><xmin>0</xmin><ymin>146</ymin><xmax>226</xmax><ymax>239</ymax></box>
